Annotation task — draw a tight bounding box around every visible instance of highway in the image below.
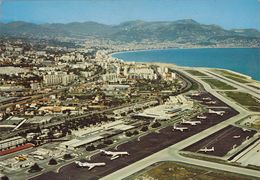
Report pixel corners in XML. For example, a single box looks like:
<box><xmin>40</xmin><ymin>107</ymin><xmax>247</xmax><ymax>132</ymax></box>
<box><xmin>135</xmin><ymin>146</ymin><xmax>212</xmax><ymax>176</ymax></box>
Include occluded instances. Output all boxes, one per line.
<box><xmin>101</xmin><ymin>67</ymin><xmax>260</xmax><ymax>180</ymax></box>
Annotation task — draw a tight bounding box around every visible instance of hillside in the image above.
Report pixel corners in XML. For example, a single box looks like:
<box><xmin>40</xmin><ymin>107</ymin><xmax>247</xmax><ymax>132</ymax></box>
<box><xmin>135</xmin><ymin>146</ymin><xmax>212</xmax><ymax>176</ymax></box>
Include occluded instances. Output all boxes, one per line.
<box><xmin>0</xmin><ymin>19</ymin><xmax>260</xmax><ymax>44</ymax></box>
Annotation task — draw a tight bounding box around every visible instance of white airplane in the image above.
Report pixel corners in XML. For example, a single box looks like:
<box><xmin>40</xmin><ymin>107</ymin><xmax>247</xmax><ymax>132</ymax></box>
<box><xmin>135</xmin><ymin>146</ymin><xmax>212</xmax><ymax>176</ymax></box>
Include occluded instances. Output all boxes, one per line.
<box><xmin>173</xmin><ymin>124</ymin><xmax>188</xmax><ymax>132</ymax></box>
<box><xmin>191</xmin><ymin>92</ymin><xmax>201</xmax><ymax>97</ymax></box>
<box><xmin>205</xmin><ymin>101</ymin><xmax>217</xmax><ymax>105</ymax></box>
<box><xmin>202</xmin><ymin>97</ymin><xmax>212</xmax><ymax>101</ymax></box>
<box><xmin>197</xmin><ymin>115</ymin><xmax>207</xmax><ymax>119</ymax></box>
<box><xmin>208</xmin><ymin>109</ymin><xmax>225</xmax><ymax>116</ymax></box>
<box><xmin>243</xmin><ymin>128</ymin><xmax>251</xmax><ymax>132</ymax></box>
<box><xmin>75</xmin><ymin>161</ymin><xmax>106</xmax><ymax>170</ymax></box>
<box><xmin>233</xmin><ymin>135</ymin><xmax>241</xmax><ymax>139</ymax></box>
<box><xmin>182</xmin><ymin>119</ymin><xmax>201</xmax><ymax>126</ymax></box>
<box><xmin>199</xmin><ymin>147</ymin><xmax>214</xmax><ymax>152</ymax></box>
<box><xmin>100</xmin><ymin>150</ymin><xmax>129</xmax><ymax>160</ymax></box>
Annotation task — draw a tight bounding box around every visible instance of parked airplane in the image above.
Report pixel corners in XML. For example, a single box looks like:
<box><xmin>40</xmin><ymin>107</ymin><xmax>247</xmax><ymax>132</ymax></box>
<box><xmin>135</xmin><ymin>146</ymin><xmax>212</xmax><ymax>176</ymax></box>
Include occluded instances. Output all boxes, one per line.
<box><xmin>100</xmin><ymin>150</ymin><xmax>129</xmax><ymax>160</ymax></box>
<box><xmin>191</xmin><ymin>92</ymin><xmax>201</xmax><ymax>97</ymax></box>
<box><xmin>75</xmin><ymin>161</ymin><xmax>106</xmax><ymax>170</ymax></box>
<box><xmin>173</xmin><ymin>124</ymin><xmax>188</xmax><ymax>132</ymax></box>
<box><xmin>197</xmin><ymin>115</ymin><xmax>207</xmax><ymax>119</ymax></box>
<box><xmin>182</xmin><ymin>119</ymin><xmax>201</xmax><ymax>125</ymax></box>
<box><xmin>233</xmin><ymin>135</ymin><xmax>241</xmax><ymax>139</ymax></box>
<box><xmin>202</xmin><ymin>97</ymin><xmax>212</xmax><ymax>101</ymax></box>
<box><xmin>199</xmin><ymin>147</ymin><xmax>214</xmax><ymax>152</ymax></box>
<box><xmin>205</xmin><ymin>101</ymin><xmax>217</xmax><ymax>105</ymax></box>
<box><xmin>208</xmin><ymin>109</ymin><xmax>225</xmax><ymax>116</ymax></box>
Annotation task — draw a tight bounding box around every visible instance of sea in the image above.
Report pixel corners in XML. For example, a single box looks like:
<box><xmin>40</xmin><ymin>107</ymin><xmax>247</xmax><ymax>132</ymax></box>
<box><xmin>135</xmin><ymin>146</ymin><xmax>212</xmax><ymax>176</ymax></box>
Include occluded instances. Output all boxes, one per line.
<box><xmin>112</xmin><ymin>48</ymin><xmax>260</xmax><ymax>81</ymax></box>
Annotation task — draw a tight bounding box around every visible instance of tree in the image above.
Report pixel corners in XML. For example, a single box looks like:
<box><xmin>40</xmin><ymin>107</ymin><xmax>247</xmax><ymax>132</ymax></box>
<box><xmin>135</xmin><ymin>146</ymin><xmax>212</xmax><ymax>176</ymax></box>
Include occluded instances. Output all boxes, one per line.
<box><xmin>63</xmin><ymin>153</ymin><xmax>72</xmax><ymax>160</ymax></box>
<box><xmin>141</xmin><ymin>126</ymin><xmax>148</xmax><ymax>132</ymax></box>
<box><xmin>125</xmin><ymin>131</ymin><xmax>133</xmax><ymax>137</ymax></box>
<box><xmin>104</xmin><ymin>139</ymin><xmax>113</xmax><ymax>145</ymax></box>
<box><xmin>49</xmin><ymin>158</ymin><xmax>58</xmax><ymax>165</ymax></box>
<box><xmin>96</xmin><ymin>143</ymin><xmax>107</xmax><ymax>149</ymax></box>
<box><xmin>29</xmin><ymin>163</ymin><xmax>42</xmax><ymax>173</ymax></box>
<box><xmin>151</xmin><ymin>122</ymin><xmax>161</xmax><ymax>128</ymax></box>
<box><xmin>86</xmin><ymin>144</ymin><xmax>96</xmax><ymax>151</ymax></box>
<box><xmin>133</xmin><ymin>130</ymin><xmax>139</xmax><ymax>135</ymax></box>
<box><xmin>1</xmin><ymin>176</ymin><xmax>9</xmax><ymax>180</ymax></box>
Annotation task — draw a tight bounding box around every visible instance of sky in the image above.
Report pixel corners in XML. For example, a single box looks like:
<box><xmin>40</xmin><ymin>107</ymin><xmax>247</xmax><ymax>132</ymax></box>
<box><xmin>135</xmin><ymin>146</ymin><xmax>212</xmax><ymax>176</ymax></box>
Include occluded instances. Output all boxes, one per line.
<box><xmin>0</xmin><ymin>0</ymin><xmax>260</xmax><ymax>30</ymax></box>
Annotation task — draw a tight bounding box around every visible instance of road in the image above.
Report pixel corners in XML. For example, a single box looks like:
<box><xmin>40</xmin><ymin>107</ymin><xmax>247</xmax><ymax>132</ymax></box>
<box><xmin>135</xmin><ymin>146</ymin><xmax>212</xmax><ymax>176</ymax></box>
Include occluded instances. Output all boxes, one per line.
<box><xmin>102</xmin><ymin>67</ymin><xmax>260</xmax><ymax>180</ymax></box>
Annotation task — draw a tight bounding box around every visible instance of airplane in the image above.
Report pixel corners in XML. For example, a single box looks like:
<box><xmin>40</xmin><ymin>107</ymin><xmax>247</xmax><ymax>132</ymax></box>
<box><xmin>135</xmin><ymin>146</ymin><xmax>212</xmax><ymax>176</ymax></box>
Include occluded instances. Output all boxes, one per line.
<box><xmin>197</xmin><ymin>115</ymin><xmax>207</xmax><ymax>120</ymax></box>
<box><xmin>75</xmin><ymin>161</ymin><xmax>106</xmax><ymax>170</ymax></box>
<box><xmin>199</xmin><ymin>147</ymin><xmax>214</xmax><ymax>152</ymax></box>
<box><xmin>233</xmin><ymin>135</ymin><xmax>241</xmax><ymax>139</ymax></box>
<box><xmin>182</xmin><ymin>119</ymin><xmax>201</xmax><ymax>126</ymax></box>
<box><xmin>208</xmin><ymin>109</ymin><xmax>225</xmax><ymax>116</ymax></box>
<box><xmin>243</xmin><ymin>128</ymin><xmax>251</xmax><ymax>132</ymax></box>
<box><xmin>100</xmin><ymin>150</ymin><xmax>129</xmax><ymax>160</ymax></box>
<box><xmin>202</xmin><ymin>97</ymin><xmax>211</xmax><ymax>101</ymax></box>
<box><xmin>191</xmin><ymin>92</ymin><xmax>201</xmax><ymax>97</ymax></box>
<box><xmin>173</xmin><ymin>124</ymin><xmax>188</xmax><ymax>132</ymax></box>
<box><xmin>205</xmin><ymin>101</ymin><xmax>217</xmax><ymax>105</ymax></box>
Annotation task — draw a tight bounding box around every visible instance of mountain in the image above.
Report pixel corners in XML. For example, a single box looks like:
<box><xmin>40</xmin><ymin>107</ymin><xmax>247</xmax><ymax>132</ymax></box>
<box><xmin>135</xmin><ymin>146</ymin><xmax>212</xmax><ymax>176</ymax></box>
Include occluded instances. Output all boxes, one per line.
<box><xmin>0</xmin><ymin>19</ymin><xmax>260</xmax><ymax>44</ymax></box>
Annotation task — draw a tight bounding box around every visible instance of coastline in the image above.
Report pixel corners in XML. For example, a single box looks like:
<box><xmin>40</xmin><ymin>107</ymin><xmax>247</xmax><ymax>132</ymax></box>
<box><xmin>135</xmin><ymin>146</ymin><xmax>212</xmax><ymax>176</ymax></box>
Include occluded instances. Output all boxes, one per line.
<box><xmin>110</xmin><ymin>47</ymin><xmax>260</xmax><ymax>82</ymax></box>
<box><xmin>110</xmin><ymin>46</ymin><xmax>260</xmax><ymax>57</ymax></box>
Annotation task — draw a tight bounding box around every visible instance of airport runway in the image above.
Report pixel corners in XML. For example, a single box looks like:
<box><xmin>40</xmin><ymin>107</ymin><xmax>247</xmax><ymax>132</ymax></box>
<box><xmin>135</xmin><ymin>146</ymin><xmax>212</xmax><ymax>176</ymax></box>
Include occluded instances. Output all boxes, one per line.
<box><xmin>31</xmin><ymin>91</ymin><xmax>240</xmax><ymax>180</ymax></box>
<box><xmin>102</xmin><ymin>68</ymin><xmax>260</xmax><ymax>180</ymax></box>
<box><xmin>30</xmin><ymin>68</ymin><xmax>259</xmax><ymax>180</ymax></box>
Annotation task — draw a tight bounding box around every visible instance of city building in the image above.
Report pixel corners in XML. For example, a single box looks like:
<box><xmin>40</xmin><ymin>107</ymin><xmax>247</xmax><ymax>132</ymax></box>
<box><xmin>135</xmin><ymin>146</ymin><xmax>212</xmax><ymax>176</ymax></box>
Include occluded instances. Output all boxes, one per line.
<box><xmin>43</xmin><ymin>72</ymin><xmax>75</xmax><ymax>85</ymax></box>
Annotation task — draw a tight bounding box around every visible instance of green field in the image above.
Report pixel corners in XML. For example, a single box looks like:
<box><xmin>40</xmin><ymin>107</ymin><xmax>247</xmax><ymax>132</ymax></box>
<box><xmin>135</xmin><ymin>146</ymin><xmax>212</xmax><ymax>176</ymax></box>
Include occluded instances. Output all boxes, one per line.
<box><xmin>202</xmin><ymin>78</ymin><xmax>236</xmax><ymax>90</ymax></box>
<box><xmin>213</xmin><ymin>69</ymin><xmax>251</xmax><ymax>83</ymax></box>
<box><xmin>186</xmin><ymin>70</ymin><xmax>208</xmax><ymax>76</ymax></box>
<box><xmin>128</xmin><ymin>162</ymin><xmax>254</xmax><ymax>180</ymax></box>
<box><xmin>224</xmin><ymin>91</ymin><xmax>260</xmax><ymax>111</ymax></box>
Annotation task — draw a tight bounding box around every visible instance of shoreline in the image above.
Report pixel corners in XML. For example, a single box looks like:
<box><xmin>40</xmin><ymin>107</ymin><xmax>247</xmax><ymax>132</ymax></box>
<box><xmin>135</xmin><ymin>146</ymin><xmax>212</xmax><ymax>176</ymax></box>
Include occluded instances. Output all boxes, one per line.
<box><xmin>111</xmin><ymin>46</ymin><xmax>260</xmax><ymax>57</ymax></box>
<box><xmin>110</xmin><ymin>47</ymin><xmax>260</xmax><ymax>82</ymax></box>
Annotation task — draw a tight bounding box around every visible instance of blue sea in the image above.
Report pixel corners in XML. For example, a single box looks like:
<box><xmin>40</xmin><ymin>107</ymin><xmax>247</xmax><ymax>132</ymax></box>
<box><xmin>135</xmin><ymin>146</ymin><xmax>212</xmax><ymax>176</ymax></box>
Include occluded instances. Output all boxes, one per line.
<box><xmin>113</xmin><ymin>48</ymin><xmax>260</xmax><ymax>81</ymax></box>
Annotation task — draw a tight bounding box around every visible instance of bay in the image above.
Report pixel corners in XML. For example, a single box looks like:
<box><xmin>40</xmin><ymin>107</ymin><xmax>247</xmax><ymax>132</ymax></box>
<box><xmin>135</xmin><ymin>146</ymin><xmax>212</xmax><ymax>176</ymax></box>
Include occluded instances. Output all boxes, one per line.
<box><xmin>113</xmin><ymin>48</ymin><xmax>260</xmax><ymax>81</ymax></box>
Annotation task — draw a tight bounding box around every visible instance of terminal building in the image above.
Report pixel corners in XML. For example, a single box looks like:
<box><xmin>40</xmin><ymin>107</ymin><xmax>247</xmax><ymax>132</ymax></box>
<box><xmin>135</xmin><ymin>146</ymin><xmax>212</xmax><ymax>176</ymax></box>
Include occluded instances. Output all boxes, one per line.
<box><xmin>0</xmin><ymin>136</ymin><xmax>26</xmax><ymax>151</ymax></box>
<box><xmin>133</xmin><ymin>95</ymin><xmax>193</xmax><ymax>120</ymax></box>
<box><xmin>60</xmin><ymin>120</ymin><xmax>135</xmax><ymax>150</ymax></box>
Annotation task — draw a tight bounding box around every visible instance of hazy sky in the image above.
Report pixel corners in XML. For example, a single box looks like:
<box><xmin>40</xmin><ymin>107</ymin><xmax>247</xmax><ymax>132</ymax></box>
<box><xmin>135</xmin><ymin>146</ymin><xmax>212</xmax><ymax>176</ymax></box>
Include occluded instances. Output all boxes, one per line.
<box><xmin>1</xmin><ymin>0</ymin><xmax>260</xmax><ymax>29</ymax></box>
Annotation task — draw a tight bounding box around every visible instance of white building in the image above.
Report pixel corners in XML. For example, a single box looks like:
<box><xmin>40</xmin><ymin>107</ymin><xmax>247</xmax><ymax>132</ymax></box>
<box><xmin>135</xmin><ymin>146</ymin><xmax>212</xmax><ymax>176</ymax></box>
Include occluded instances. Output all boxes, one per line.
<box><xmin>43</xmin><ymin>72</ymin><xmax>75</xmax><ymax>85</ymax></box>
<box><xmin>0</xmin><ymin>136</ymin><xmax>26</xmax><ymax>151</ymax></box>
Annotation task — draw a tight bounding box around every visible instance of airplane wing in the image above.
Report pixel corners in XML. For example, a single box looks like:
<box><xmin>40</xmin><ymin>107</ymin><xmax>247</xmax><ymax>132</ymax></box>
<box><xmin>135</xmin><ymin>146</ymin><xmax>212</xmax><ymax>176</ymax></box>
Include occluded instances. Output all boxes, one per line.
<box><xmin>88</xmin><ymin>165</ymin><xmax>94</xmax><ymax>170</ymax></box>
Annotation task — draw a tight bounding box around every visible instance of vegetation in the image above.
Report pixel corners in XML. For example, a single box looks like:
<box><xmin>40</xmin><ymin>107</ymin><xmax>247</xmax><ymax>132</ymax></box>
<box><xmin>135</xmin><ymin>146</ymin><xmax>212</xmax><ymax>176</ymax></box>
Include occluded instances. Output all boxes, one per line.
<box><xmin>2</xmin><ymin>20</ymin><xmax>260</xmax><ymax>45</ymax></box>
<box><xmin>1</xmin><ymin>176</ymin><xmax>9</xmax><ymax>180</ymax></box>
<box><xmin>103</xmin><ymin>139</ymin><xmax>113</xmax><ymax>145</ymax></box>
<box><xmin>133</xmin><ymin>130</ymin><xmax>139</xmax><ymax>135</ymax></box>
<box><xmin>202</xmin><ymin>78</ymin><xmax>236</xmax><ymax>90</ymax></box>
<box><xmin>151</xmin><ymin>122</ymin><xmax>161</xmax><ymax>128</ymax></box>
<box><xmin>125</xmin><ymin>131</ymin><xmax>133</xmax><ymax>137</ymax></box>
<box><xmin>28</xmin><ymin>163</ymin><xmax>42</xmax><ymax>173</ymax></box>
<box><xmin>86</xmin><ymin>145</ymin><xmax>96</xmax><ymax>151</ymax></box>
<box><xmin>214</xmin><ymin>69</ymin><xmax>251</xmax><ymax>83</ymax></box>
<box><xmin>63</xmin><ymin>153</ymin><xmax>73</xmax><ymax>160</ymax></box>
<box><xmin>140</xmin><ymin>126</ymin><xmax>149</xmax><ymax>132</ymax></box>
<box><xmin>132</xmin><ymin>162</ymin><xmax>253</xmax><ymax>180</ymax></box>
<box><xmin>96</xmin><ymin>143</ymin><xmax>107</xmax><ymax>149</ymax></box>
<box><xmin>48</xmin><ymin>158</ymin><xmax>58</xmax><ymax>165</ymax></box>
<box><xmin>224</xmin><ymin>91</ymin><xmax>260</xmax><ymax>111</ymax></box>
<box><xmin>186</xmin><ymin>70</ymin><xmax>208</xmax><ymax>76</ymax></box>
